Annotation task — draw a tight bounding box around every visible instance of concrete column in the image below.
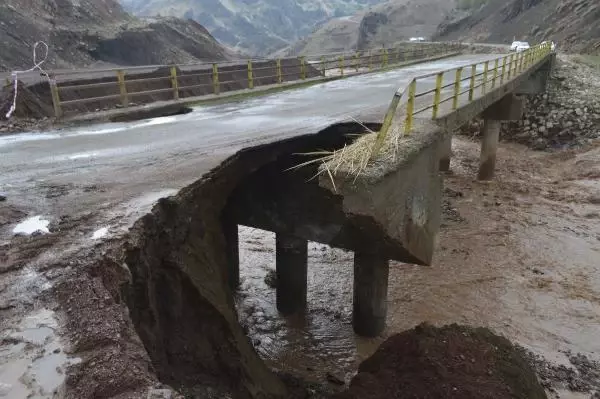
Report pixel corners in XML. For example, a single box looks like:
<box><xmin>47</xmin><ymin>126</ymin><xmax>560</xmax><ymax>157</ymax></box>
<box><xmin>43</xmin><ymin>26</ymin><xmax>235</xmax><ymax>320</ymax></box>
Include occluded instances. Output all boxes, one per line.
<box><xmin>223</xmin><ymin>218</ymin><xmax>240</xmax><ymax>290</ymax></box>
<box><xmin>478</xmin><ymin>119</ymin><xmax>501</xmax><ymax>181</ymax></box>
<box><xmin>439</xmin><ymin>134</ymin><xmax>452</xmax><ymax>172</ymax></box>
<box><xmin>276</xmin><ymin>234</ymin><xmax>308</xmax><ymax>315</ymax></box>
<box><xmin>352</xmin><ymin>251</ymin><xmax>389</xmax><ymax>337</ymax></box>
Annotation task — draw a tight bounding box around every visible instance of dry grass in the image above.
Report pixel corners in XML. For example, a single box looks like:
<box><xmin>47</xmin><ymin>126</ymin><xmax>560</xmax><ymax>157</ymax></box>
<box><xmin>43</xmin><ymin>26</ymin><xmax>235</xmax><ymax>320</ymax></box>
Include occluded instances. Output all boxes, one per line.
<box><xmin>288</xmin><ymin>109</ymin><xmax>414</xmax><ymax>189</ymax></box>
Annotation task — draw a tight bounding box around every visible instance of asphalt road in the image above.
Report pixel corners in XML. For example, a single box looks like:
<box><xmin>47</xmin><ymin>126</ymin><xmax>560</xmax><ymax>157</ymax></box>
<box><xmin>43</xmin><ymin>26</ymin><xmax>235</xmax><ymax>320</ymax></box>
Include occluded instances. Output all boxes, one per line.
<box><xmin>0</xmin><ymin>53</ymin><xmax>501</xmax><ymax>231</ymax></box>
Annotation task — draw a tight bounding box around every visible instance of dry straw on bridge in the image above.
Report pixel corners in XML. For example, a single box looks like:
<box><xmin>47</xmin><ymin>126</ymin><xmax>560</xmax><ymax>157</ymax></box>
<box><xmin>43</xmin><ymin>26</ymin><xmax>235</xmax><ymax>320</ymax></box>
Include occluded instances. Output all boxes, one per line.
<box><xmin>289</xmin><ymin>110</ymin><xmax>410</xmax><ymax>187</ymax></box>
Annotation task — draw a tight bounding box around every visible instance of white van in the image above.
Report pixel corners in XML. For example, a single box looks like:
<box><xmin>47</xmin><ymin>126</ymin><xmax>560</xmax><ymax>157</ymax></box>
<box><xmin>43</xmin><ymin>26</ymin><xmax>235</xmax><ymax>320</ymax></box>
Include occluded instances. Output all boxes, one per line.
<box><xmin>515</xmin><ymin>42</ymin><xmax>530</xmax><ymax>52</ymax></box>
<box><xmin>510</xmin><ymin>41</ymin><xmax>525</xmax><ymax>51</ymax></box>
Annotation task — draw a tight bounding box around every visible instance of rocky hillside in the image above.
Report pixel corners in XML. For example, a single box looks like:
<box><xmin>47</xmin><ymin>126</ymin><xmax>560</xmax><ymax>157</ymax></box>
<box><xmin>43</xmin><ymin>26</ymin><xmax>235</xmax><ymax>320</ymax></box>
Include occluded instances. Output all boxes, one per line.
<box><xmin>282</xmin><ymin>0</ymin><xmax>457</xmax><ymax>56</ymax></box>
<box><xmin>119</xmin><ymin>0</ymin><xmax>387</xmax><ymax>56</ymax></box>
<box><xmin>0</xmin><ymin>0</ymin><xmax>236</xmax><ymax>71</ymax></box>
<box><xmin>434</xmin><ymin>0</ymin><xmax>600</xmax><ymax>54</ymax></box>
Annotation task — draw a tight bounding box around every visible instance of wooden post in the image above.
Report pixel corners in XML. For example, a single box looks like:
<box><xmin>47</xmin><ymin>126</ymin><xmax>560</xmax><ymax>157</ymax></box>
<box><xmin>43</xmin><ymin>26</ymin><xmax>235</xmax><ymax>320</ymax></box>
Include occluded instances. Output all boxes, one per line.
<box><xmin>116</xmin><ymin>70</ymin><xmax>128</xmax><ymax>107</ymax></box>
<box><xmin>276</xmin><ymin>59</ymin><xmax>282</xmax><ymax>83</ymax></box>
<box><xmin>247</xmin><ymin>60</ymin><xmax>254</xmax><ymax>89</ymax></box>
<box><xmin>300</xmin><ymin>56</ymin><xmax>306</xmax><ymax>80</ymax></box>
<box><xmin>170</xmin><ymin>66</ymin><xmax>179</xmax><ymax>100</ymax></box>
<box><xmin>212</xmin><ymin>63</ymin><xmax>220</xmax><ymax>94</ymax></box>
<box><xmin>49</xmin><ymin>78</ymin><xmax>62</xmax><ymax>118</ymax></box>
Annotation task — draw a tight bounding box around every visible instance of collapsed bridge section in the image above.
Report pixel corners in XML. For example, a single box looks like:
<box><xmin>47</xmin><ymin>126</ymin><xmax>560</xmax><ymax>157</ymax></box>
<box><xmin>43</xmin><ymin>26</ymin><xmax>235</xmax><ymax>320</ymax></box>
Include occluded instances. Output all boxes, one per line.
<box><xmin>224</xmin><ymin>123</ymin><xmax>443</xmax><ymax>337</ymax></box>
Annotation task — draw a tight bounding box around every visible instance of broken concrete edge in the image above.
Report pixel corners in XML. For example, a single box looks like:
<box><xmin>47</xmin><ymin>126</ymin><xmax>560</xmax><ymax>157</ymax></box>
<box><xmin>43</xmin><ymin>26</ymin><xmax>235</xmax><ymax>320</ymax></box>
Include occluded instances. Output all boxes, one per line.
<box><xmin>318</xmin><ymin>121</ymin><xmax>444</xmax><ymax>265</ymax></box>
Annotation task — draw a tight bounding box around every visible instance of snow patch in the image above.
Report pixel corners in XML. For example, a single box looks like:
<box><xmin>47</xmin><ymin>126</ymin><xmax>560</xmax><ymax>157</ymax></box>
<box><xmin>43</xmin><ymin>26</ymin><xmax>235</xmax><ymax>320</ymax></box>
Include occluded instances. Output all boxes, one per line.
<box><xmin>91</xmin><ymin>227</ymin><xmax>109</xmax><ymax>240</ymax></box>
<box><xmin>12</xmin><ymin>216</ymin><xmax>50</xmax><ymax>235</ymax></box>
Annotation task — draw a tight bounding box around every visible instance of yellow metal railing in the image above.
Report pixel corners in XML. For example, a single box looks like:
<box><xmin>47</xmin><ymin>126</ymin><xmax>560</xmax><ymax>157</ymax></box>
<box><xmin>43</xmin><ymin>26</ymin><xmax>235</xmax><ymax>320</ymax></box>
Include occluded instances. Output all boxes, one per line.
<box><xmin>374</xmin><ymin>41</ymin><xmax>553</xmax><ymax>151</ymax></box>
<box><xmin>46</xmin><ymin>42</ymin><xmax>463</xmax><ymax>118</ymax></box>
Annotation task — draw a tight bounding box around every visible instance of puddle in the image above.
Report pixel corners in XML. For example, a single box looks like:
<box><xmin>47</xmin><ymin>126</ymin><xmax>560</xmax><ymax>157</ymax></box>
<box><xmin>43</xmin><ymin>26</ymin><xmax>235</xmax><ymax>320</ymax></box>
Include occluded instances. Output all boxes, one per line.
<box><xmin>12</xmin><ymin>216</ymin><xmax>50</xmax><ymax>235</ymax></box>
<box><xmin>0</xmin><ymin>309</ymin><xmax>80</xmax><ymax>399</ymax></box>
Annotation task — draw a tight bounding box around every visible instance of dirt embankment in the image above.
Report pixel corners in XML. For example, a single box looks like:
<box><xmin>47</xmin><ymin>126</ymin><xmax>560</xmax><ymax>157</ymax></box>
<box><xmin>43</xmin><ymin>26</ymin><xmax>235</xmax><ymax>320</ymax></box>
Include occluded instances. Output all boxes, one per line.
<box><xmin>434</xmin><ymin>0</ymin><xmax>599</xmax><ymax>55</ymax></box>
<box><xmin>336</xmin><ymin>323</ymin><xmax>547</xmax><ymax>399</ymax></box>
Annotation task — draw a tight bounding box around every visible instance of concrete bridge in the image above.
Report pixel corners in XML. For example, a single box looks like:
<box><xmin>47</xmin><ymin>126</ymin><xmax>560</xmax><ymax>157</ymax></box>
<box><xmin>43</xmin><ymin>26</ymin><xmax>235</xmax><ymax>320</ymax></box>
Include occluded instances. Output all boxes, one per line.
<box><xmin>1</xmin><ymin>46</ymin><xmax>554</xmax><ymax>343</ymax></box>
<box><xmin>0</xmin><ymin>46</ymin><xmax>557</xmax><ymax>397</ymax></box>
<box><xmin>221</xmin><ymin>43</ymin><xmax>556</xmax><ymax>337</ymax></box>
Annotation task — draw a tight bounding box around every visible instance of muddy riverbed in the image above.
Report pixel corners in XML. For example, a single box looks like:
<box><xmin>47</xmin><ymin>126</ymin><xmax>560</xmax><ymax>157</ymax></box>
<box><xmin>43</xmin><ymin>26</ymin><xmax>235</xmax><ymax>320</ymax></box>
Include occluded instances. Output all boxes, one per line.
<box><xmin>234</xmin><ymin>137</ymin><xmax>600</xmax><ymax>397</ymax></box>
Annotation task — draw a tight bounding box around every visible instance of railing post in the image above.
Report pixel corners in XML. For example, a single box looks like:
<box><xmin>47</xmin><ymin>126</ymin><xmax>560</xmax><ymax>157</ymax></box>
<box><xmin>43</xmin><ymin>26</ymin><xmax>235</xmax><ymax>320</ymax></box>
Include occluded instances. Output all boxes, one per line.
<box><xmin>116</xmin><ymin>70</ymin><xmax>128</xmax><ymax>108</ymax></box>
<box><xmin>339</xmin><ymin>55</ymin><xmax>344</xmax><ymax>77</ymax></box>
<box><xmin>373</xmin><ymin>91</ymin><xmax>402</xmax><ymax>156</ymax></box>
<box><xmin>452</xmin><ymin>67</ymin><xmax>462</xmax><ymax>110</ymax></box>
<box><xmin>320</xmin><ymin>56</ymin><xmax>326</xmax><ymax>76</ymax></box>
<box><xmin>482</xmin><ymin>61</ymin><xmax>489</xmax><ymax>94</ymax></box>
<box><xmin>300</xmin><ymin>56</ymin><xmax>306</xmax><ymax>80</ymax></box>
<box><xmin>404</xmin><ymin>79</ymin><xmax>417</xmax><ymax>135</ymax></box>
<box><xmin>276</xmin><ymin>59</ymin><xmax>283</xmax><ymax>83</ymax></box>
<box><xmin>432</xmin><ymin>72</ymin><xmax>443</xmax><ymax>119</ymax></box>
<box><xmin>501</xmin><ymin>57</ymin><xmax>507</xmax><ymax>84</ymax></box>
<box><xmin>212</xmin><ymin>63</ymin><xmax>220</xmax><ymax>94</ymax></box>
<box><xmin>507</xmin><ymin>54</ymin><xmax>513</xmax><ymax>79</ymax></box>
<box><xmin>519</xmin><ymin>52</ymin><xmax>524</xmax><ymax>72</ymax></box>
<box><xmin>468</xmin><ymin>64</ymin><xmax>476</xmax><ymax>102</ymax></box>
<box><xmin>170</xmin><ymin>66</ymin><xmax>179</xmax><ymax>100</ymax></box>
<box><xmin>49</xmin><ymin>78</ymin><xmax>62</xmax><ymax>118</ymax></box>
<box><xmin>247</xmin><ymin>60</ymin><xmax>254</xmax><ymax>89</ymax></box>
<box><xmin>354</xmin><ymin>52</ymin><xmax>360</xmax><ymax>72</ymax></box>
<box><xmin>492</xmin><ymin>59</ymin><xmax>499</xmax><ymax>88</ymax></box>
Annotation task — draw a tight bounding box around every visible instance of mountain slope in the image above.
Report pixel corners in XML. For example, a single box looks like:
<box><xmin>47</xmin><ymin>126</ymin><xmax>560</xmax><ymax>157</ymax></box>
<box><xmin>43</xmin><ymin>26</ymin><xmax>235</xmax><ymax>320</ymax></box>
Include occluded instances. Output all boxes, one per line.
<box><xmin>434</xmin><ymin>0</ymin><xmax>600</xmax><ymax>54</ymax></box>
<box><xmin>0</xmin><ymin>0</ymin><xmax>236</xmax><ymax>71</ymax></box>
<box><xmin>119</xmin><ymin>0</ymin><xmax>387</xmax><ymax>55</ymax></box>
<box><xmin>285</xmin><ymin>0</ymin><xmax>457</xmax><ymax>55</ymax></box>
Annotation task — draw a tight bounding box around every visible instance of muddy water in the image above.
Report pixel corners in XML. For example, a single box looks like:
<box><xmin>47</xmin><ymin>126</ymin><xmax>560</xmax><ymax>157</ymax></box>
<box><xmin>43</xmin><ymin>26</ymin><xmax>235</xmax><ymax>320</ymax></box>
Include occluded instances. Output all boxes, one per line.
<box><xmin>234</xmin><ymin>138</ymin><xmax>600</xmax><ymax>392</ymax></box>
<box><xmin>235</xmin><ymin>226</ymin><xmax>370</xmax><ymax>384</ymax></box>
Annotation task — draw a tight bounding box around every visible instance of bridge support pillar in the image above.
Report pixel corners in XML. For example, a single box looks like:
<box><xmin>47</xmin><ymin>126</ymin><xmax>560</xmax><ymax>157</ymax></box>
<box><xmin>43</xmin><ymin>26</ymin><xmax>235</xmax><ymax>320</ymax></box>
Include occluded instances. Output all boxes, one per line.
<box><xmin>439</xmin><ymin>134</ymin><xmax>452</xmax><ymax>172</ymax></box>
<box><xmin>223</xmin><ymin>217</ymin><xmax>240</xmax><ymax>290</ymax></box>
<box><xmin>353</xmin><ymin>251</ymin><xmax>389</xmax><ymax>337</ymax></box>
<box><xmin>478</xmin><ymin>119</ymin><xmax>501</xmax><ymax>181</ymax></box>
<box><xmin>276</xmin><ymin>234</ymin><xmax>308</xmax><ymax>315</ymax></box>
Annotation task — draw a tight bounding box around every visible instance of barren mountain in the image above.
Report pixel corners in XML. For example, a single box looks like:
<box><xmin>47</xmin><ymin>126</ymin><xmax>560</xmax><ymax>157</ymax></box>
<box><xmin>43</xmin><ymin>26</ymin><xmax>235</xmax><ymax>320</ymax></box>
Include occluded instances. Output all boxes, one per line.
<box><xmin>0</xmin><ymin>0</ymin><xmax>236</xmax><ymax>71</ymax></box>
<box><xmin>434</xmin><ymin>0</ymin><xmax>600</xmax><ymax>54</ymax></box>
<box><xmin>283</xmin><ymin>0</ymin><xmax>457</xmax><ymax>55</ymax></box>
<box><xmin>119</xmin><ymin>0</ymin><xmax>387</xmax><ymax>55</ymax></box>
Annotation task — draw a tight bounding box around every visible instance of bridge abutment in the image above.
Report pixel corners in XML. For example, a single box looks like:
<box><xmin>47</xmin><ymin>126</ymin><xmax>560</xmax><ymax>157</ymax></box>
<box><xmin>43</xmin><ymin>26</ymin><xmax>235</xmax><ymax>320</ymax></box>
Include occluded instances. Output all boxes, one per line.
<box><xmin>353</xmin><ymin>251</ymin><xmax>390</xmax><ymax>337</ymax></box>
<box><xmin>275</xmin><ymin>234</ymin><xmax>308</xmax><ymax>315</ymax></box>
